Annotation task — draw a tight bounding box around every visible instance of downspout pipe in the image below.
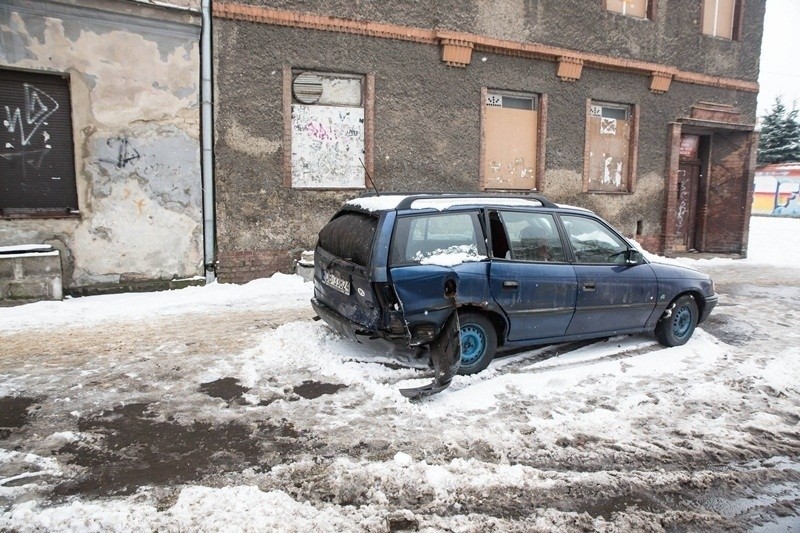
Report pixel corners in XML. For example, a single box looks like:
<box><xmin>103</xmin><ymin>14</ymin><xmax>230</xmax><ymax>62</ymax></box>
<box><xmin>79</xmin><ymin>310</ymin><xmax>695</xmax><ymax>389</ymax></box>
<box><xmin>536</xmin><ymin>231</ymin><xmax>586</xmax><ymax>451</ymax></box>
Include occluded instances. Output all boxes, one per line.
<box><xmin>201</xmin><ymin>0</ymin><xmax>216</xmax><ymax>283</ymax></box>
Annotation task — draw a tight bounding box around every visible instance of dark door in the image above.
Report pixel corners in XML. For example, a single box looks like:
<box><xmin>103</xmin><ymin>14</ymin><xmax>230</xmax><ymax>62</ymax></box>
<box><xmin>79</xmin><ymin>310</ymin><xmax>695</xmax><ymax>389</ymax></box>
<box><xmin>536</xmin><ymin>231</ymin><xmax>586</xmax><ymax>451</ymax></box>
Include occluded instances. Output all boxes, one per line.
<box><xmin>675</xmin><ymin>160</ymin><xmax>700</xmax><ymax>251</ymax></box>
<box><xmin>559</xmin><ymin>214</ymin><xmax>658</xmax><ymax>336</ymax></box>
<box><xmin>487</xmin><ymin>210</ymin><xmax>577</xmax><ymax>341</ymax></box>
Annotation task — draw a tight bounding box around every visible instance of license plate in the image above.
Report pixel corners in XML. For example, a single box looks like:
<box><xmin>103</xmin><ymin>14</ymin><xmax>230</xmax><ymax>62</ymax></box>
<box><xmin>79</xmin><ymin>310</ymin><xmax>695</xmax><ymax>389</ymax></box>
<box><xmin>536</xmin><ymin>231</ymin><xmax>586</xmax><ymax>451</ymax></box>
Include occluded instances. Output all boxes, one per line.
<box><xmin>322</xmin><ymin>270</ymin><xmax>351</xmax><ymax>295</ymax></box>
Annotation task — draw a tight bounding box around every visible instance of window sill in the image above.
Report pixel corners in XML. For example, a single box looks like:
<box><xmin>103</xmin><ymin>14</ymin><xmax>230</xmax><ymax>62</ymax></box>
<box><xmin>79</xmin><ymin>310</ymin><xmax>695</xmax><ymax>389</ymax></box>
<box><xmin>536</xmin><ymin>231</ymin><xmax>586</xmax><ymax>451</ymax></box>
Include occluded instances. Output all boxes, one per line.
<box><xmin>290</xmin><ymin>186</ymin><xmax>368</xmax><ymax>191</ymax></box>
<box><xmin>585</xmin><ymin>190</ymin><xmax>634</xmax><ymax>195</ymax></box>
<box><xmin>1</xmin><ymin>209</ymin><xmax>82</xmax><ymax>220</ymax></box>
<box><xmin>701</xmin><ymin>34</ymin><xmax>737</xmax><ymax>42</ymax></box>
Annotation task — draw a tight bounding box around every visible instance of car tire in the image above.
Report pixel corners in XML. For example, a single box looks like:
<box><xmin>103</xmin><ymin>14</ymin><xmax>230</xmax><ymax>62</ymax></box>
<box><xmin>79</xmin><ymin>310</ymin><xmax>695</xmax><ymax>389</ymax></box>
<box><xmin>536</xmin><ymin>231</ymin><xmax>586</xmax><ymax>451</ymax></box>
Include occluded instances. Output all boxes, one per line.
<box><xmin>457</xmin><ymin>312</ymin><xmax>497</xmax><ymax>375</ymax></box>
<box><xmin>655</xmin><ymin>294</ymin><xmax>699</xmax><ymax>347</ymax></box>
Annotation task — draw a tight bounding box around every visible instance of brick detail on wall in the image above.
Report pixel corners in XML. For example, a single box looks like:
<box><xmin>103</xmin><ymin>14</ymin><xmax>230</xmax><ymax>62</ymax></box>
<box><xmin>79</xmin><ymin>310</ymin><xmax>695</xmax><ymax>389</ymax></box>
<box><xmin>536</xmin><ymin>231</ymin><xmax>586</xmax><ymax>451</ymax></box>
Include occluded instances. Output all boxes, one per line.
<box><xmin>635</xmin><ymin>235</ymin><xmax>662</xmax><ymax>254</ymax></box>
<box><xmin>662</xmin><ymin>122</ymin><xmax>683</xmax><ymax>253</ymax></box>
<box><xmin>216</xmin><ymin>249</ymin><xmax>298</xmax><ymax>284</ymax></box>
<box><xmin>701</xmin><ymin>131</ymin><xmax>752</xmax><ymax>254</ymax></box>
<box><xmin>213</xmin><ymin>3</ymin><xmax>759</xmax><ymax>94</ymax></box>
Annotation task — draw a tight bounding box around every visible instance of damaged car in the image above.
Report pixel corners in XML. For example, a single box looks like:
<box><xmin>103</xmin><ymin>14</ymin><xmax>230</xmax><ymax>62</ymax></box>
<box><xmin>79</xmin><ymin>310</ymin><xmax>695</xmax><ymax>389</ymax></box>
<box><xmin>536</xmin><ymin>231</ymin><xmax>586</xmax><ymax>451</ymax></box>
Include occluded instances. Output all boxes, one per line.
<box><xmin>311</xmin><ymin>194</ymin><xmax>718</xmax><ymax>398</ymax></box>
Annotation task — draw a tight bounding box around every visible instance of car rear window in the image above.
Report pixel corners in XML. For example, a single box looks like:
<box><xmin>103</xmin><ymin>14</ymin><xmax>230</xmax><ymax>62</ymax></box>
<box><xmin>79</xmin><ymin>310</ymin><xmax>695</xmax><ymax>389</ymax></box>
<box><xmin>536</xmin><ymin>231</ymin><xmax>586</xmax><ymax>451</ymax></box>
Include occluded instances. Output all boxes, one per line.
<box><xmin>317</xmin><ymin>211</ymin><xmax>378</xmax><ymax>266</ymax></box>
<box><xmin>390</xmin><ymin>212</ymin><xmax>486</xmax><ymax>265</ymax></box>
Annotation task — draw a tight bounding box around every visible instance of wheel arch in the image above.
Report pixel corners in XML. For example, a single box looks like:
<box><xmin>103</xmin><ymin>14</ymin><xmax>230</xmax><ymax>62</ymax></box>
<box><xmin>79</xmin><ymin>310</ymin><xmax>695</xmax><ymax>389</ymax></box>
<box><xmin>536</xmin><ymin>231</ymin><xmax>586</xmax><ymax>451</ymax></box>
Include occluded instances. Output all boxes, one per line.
<box><xmin>457</xmin><ymin>305</ymin><xmax>508</xmax><ymax>346</ymax></box>
<box><xmin>666</xmin><ymin>290</ymin><xmax>706</xmax><ymax>320</ymax></box>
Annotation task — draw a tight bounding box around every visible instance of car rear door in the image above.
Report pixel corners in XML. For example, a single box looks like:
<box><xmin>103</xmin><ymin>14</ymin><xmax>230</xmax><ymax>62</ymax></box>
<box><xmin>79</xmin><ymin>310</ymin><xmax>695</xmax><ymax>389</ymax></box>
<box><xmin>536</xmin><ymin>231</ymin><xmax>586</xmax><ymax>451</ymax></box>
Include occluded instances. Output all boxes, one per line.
<box><xmin>487</xmin><ymin>210</ymin><xmax>577</xmax><ymax>342</ymax></box>
<box><xmin>558</xmin><ymin>213</ymin><xmax>657</xmax><ymax>336</ymax></box>
<box><xmin>388</xmin><ymin>210</ymin><xmax>493</xmax><ymax>336</ymax></box>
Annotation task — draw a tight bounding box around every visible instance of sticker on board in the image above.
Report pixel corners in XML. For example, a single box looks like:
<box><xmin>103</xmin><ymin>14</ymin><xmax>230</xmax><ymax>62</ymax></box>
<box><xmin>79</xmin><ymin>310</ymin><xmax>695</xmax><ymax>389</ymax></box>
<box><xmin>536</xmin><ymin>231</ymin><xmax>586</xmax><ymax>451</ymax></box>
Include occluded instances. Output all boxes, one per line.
<box><xmin>600</xmin><ymin>118</ymin><xmax>617</xmax><ymax>135</ymax></box>
<box><xmin>486</xmin><ymin>94</ymin><xmax>502</xmax><ymax>107</ymax></box>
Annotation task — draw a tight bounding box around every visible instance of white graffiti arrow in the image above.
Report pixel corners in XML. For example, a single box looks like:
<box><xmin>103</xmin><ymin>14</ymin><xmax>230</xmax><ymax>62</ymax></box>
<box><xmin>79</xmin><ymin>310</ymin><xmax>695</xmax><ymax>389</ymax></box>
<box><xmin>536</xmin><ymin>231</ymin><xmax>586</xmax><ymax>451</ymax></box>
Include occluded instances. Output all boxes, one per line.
<box><xmin>3</xmin><ymin>83</ymin><xmax>59</xmax><ymax>146</ymax></box>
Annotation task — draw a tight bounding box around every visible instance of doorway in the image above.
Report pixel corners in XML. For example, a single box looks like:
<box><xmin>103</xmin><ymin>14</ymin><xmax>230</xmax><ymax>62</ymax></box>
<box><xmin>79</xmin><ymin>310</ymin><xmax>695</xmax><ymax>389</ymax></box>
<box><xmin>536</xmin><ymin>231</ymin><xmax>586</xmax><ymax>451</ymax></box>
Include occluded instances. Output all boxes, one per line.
<box><xmin>675</xmin><ymin>160</ymin><xmax>700</xmax><ymax>250</ymax></box>
<box><xmin>673</xmin><ymin>133</ymin><xmax>707</xmax><ymax>252</ymax></box>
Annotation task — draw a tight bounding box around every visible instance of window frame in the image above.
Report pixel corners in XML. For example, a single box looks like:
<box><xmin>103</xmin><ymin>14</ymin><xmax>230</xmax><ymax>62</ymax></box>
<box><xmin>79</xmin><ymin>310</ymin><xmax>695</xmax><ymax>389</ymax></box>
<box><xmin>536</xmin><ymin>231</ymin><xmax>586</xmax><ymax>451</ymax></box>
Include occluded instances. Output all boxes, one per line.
<box><xmin>389</xmin><ymin>210</ymin><xmax>487</xmax><ymax>267</ymax></box>
<box><xmin>492</xmin><ymin>210</ymin><xmax>568</xmax><ymax>264</ymax></box>
<box><xmin>603</xmin><ymin>0</ymin><xmax>657</xmax><ymax>20</ymax></box>
<box><xmin>480</xmin><ymin>88</ymin><xmax>547</xmax><ymax>192</ymax></box>
<box><xmin>700</xmin><ymin>0</ymin><xmax>744</xmax><ymax>41</ymax></box>
<box><xmin>282</xmin><ymin>67</ymin><xmax>375</xmax><ymax>190</ymax></box>
<box><xmin>558</xmin><ymin>213</ymin><xmax>631</xmax><ymax>265</ymax></box>
<box><xmin>0</xmin><ymin>68</ymin><xmax>80</xmax><ymax>219</ymax></box>
<box><xmin>582</xmin><ymin>99</ymin><xmax>640</xmax><ymax>194</ymax></box>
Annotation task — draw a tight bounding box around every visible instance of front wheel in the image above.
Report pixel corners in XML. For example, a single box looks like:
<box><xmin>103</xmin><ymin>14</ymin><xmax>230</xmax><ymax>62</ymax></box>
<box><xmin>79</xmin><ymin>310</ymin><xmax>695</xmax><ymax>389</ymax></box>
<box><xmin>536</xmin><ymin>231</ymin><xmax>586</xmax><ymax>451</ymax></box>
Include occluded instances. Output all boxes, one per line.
<box><xmin>655</xmin><ymin>294</ymin><xmax>698</xmax><ymax>347</ymax></box>
<box><xmin>457</xmin><ymin>312</ymin><xmax>497</xmax><ymax>375</ymax></box>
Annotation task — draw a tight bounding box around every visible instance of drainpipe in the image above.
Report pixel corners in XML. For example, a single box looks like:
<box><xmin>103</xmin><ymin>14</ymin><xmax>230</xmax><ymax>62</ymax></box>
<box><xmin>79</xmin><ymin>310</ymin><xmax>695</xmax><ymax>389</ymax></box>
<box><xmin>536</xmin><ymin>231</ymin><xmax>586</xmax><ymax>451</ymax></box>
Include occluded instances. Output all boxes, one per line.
<box><xmin>201</xmin><ymin>0</ymin><xmax>216</xmax><ymax>283</ymax></box>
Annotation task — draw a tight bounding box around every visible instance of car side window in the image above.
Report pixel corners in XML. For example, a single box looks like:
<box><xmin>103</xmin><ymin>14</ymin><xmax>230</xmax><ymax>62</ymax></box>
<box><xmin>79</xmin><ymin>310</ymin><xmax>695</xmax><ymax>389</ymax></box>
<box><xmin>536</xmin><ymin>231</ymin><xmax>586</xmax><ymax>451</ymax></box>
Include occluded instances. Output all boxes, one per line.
<box><xmin>390</xmin><ymin>212</ymin><xmax>486</xmax><ymax>265</ymax></box>
<box><xmin>496</xmin><ymin>211</ymin><xmax>565</xmax><ymax>262</ymax></box>
<box><xmin>560</xmin><ymin>214</ymin><xmax>628</xmax><ymax>264</ymax></box>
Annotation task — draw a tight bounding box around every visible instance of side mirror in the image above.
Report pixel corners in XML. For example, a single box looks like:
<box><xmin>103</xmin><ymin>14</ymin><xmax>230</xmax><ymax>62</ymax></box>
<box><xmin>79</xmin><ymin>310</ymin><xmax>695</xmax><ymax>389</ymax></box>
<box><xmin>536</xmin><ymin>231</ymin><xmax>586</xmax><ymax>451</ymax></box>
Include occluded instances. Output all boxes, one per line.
<box><xmin>625</xmin><ymin>249</ymin><xmax>642</xmax><ymax>265</ymax></box>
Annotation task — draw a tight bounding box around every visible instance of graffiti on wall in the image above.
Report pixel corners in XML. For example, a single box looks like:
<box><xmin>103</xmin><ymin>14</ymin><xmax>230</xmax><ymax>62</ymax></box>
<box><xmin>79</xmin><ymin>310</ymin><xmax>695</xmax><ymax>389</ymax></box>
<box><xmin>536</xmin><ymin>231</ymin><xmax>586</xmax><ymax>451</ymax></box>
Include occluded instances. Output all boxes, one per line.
<box><xmin>100</xmin><ymin>136</ymin><xmax>141</xmax><ymax>169</ymax></box>
<box><xmin>1</xmin><ymin>83</ymin><xmax>58</xmax><ymax>169</ymax></box>
<box><xmin>291</xmin><ymin>104</ymin><xmax>364</xmax><ymax>189</ymax></box>
<box><xmin>753</xmin><ymin>168</ymin><xmax>800</xmax><ymax>217</ymax></box>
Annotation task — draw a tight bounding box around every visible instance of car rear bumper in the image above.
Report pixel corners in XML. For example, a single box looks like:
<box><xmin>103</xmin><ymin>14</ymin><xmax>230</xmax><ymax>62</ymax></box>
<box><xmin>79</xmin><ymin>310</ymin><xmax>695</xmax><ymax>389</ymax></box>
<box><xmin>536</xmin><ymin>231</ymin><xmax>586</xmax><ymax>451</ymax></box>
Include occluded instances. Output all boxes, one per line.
<box><xmin>311</xmin><ymin>297</ymin><xmax>369</xmax><ymax>342</ymax></box>
<box><xmin>311</xmin><ymin>297</ymin><xmax>426</xmax><ymax>364</ymax></box>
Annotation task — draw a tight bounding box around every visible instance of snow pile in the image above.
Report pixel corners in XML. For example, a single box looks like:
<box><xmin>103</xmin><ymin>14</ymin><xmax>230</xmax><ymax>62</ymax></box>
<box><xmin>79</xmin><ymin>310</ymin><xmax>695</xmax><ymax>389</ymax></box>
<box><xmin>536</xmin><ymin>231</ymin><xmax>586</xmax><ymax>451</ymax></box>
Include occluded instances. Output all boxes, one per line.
<box><xmin>1</xmin><ymin>217</ymin><xmax>799</xmax><ymax>531</ymax></box>
<box><xmin>0</xmin><ymin>274</ymin><xmax>312</xmax><ymax>332</ymax></box>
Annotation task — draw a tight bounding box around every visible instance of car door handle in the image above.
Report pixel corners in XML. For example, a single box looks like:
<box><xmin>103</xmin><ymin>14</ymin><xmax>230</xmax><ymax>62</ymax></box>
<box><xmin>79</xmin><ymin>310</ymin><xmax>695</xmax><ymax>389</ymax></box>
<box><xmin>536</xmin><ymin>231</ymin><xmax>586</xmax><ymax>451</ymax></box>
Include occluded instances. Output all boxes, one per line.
<box><xmin>582</xmin><ymin>282</ymin><xmax>596</xmax><ymax>291</ymax></box>
<box><xmin>502</xmin><ymin>280</ymin><xmax>519</xmax><ymax>289</ymax></box>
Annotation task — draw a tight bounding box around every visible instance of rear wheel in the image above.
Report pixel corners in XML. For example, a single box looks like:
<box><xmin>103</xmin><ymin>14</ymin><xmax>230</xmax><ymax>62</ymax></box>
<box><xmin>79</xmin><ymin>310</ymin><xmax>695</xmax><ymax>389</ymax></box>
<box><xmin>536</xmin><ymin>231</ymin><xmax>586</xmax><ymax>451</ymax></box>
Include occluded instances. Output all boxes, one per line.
<box><xmin>655</xmin><ymin>294</ymin><xmax>698</xmax><ymax>347</ymax></box>
<box><xmin>457</xmin><ymin>312</ymin><xmax>497</xmax><ymax>375</ymax></box>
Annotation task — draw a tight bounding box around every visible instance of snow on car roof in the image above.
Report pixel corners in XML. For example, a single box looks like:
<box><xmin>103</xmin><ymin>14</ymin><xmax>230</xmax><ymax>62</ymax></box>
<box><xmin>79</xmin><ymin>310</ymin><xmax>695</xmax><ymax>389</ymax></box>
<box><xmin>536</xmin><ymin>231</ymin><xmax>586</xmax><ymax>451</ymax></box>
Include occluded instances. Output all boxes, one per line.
<box><xmin>409</xmin><ymin>197</ymin><xmax>544</xmax><ymax>210</ymax></box>
<box><xmin>346</xmin><ymin>195</ymin><xmax>409</xmax><ymax>212</ymax></box>
<box><xmin>556</xmin><ymin>203</ymin><xmax>591</xmax><ymax>212</ymax></box>
<box><xmin>346</xmin><ymin>195</ymin><xmax>546</xmax><ymax>212</ymax></box>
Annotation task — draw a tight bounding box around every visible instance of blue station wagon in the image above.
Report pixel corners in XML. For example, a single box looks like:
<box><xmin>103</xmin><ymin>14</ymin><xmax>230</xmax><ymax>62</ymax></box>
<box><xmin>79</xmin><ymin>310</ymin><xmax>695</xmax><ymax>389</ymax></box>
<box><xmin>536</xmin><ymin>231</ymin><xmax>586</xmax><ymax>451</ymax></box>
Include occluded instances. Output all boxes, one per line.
<box><xmin>311</xmin><ymin>194</ymin><xmax>718</xmax><ymax>398</ymax></box>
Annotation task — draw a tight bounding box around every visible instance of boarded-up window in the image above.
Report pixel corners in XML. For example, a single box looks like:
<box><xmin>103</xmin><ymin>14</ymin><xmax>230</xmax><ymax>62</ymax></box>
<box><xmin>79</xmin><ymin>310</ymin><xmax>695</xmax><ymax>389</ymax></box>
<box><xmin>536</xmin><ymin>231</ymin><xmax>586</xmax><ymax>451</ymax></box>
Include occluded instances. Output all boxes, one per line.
<box><xmin>0</xmin><ymin>69</ymin><xmax>77</xmax><ymax>214</ymax></box>
<box><xmin>290</xmin><ymin>70</ymin><xmax>365</xmax><ymax>189</ymax></box>
<box><xmin>605</xmin><ymin>0</ymin><xmax>649</xmax><ymax>19</ymax></box>
<box><xmin>483</xmin><ymin>91</ymin><xmax>539</xmax><ymax>190</ymax></box>
<box><xmin>584</xmin><ymin>101</ymin><xmax>637</xmax><ymax>193</ymax></box>
<box><xmin>702</xmin><ymin>0</ymin><xmax>738</xmax><ymax>39</ymax></box>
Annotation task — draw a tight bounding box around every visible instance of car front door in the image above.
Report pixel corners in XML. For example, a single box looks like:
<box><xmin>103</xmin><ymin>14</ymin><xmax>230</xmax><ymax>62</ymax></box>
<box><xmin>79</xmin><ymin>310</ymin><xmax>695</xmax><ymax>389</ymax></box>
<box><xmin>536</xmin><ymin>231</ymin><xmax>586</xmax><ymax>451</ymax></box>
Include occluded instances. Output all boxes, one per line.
<box><xmin>487</xmin><ymin>210</ymin><xmax>577</xmax><ymax>342</ymax></box>
<box><xmin>559</xmin><ymin>214</ymin><xmax>657</xmax><ymax>336</ymax></box>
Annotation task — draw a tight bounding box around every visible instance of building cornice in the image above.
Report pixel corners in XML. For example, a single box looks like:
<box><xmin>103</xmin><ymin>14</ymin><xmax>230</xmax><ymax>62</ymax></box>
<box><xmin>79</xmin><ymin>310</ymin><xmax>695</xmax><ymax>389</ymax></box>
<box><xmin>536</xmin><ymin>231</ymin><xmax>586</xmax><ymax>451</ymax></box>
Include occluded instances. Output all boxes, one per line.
<box><xmin>214</xmin><ymin>2</ymin><xmax>759</xmax><ymax>94</ymax></box>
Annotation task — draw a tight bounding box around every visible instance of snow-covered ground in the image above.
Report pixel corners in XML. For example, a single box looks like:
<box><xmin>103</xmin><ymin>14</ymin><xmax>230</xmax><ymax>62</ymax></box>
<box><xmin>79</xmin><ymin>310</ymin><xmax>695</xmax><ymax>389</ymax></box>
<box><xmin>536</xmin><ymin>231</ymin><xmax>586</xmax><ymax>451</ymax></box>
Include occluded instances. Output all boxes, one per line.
<box><xmin>1</xmin><ymin>216</ymin><xmax>799</xmax><ymax>532</ymax></box>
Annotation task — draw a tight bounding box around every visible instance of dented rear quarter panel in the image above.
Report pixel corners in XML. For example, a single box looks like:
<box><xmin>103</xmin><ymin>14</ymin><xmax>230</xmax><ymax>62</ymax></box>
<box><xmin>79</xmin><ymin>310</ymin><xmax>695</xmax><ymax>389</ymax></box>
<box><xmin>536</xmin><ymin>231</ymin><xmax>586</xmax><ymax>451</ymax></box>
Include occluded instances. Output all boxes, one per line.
<box><xmin>389</xmin><ymin>261</ymin><xmax>497</xmax><ymax>333</ymax></box>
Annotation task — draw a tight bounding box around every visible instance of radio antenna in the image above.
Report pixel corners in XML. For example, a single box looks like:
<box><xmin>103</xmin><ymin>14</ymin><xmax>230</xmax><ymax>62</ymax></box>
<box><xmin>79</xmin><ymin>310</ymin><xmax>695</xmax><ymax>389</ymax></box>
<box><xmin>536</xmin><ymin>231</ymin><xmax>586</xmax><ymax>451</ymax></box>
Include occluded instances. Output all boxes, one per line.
<box><xmin>360</xmin><ymin>158</ymin><xmax>380</xmax><ymax>196</ymax></box>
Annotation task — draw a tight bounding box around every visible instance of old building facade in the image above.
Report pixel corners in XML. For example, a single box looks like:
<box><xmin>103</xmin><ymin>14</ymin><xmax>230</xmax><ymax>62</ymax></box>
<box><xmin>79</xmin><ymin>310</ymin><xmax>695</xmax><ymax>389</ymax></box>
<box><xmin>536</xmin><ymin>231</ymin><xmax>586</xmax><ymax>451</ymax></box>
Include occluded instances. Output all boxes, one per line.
<box><xmin>212</xmin><ymin>0</ymin><xmax>764</xmax><ymax>283</ymax></box>
<box><xmin>0</xmin><ymin>0</ymin><xmax>204</xmax><ymax>299</ymax></box>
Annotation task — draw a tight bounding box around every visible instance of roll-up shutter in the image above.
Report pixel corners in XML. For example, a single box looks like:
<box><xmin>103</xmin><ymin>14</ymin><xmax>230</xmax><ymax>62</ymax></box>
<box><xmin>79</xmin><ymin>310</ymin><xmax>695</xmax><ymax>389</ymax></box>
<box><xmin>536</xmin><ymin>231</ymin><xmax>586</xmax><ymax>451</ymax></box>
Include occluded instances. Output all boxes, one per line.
<box><xmin>0</xmin><ymin>69</ymin><xmax>78</xmax><ymax>212</ymax></box>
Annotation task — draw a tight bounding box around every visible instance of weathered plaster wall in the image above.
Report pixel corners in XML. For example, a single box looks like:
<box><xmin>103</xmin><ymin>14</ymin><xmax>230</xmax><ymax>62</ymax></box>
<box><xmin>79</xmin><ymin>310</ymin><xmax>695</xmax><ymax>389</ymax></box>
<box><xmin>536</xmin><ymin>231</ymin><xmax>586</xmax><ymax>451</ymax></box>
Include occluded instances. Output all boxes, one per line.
<box><xmin>214</xmin><ymin>19</ymin><xmax>757</xmax><ymax>280</ymax></box>
<box><xmin>0</xmin><ymin>0</ymin><xmax>202</xmax><ymax>291</ymax></box>
<box><xmin>236</xmin><ymin>0</ymin><xmax>765</xmax><ymax>82</ymax></box>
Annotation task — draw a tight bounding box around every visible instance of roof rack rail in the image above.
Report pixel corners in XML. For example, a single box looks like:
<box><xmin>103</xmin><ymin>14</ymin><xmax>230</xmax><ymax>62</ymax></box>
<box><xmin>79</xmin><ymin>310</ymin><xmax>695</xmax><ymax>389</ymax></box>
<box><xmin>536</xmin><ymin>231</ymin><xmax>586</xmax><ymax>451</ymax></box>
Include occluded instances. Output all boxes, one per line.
<box><xmin>393</xmin><ymin>193</ymin><xmax>559</xmax><ymax>210</ymax></box>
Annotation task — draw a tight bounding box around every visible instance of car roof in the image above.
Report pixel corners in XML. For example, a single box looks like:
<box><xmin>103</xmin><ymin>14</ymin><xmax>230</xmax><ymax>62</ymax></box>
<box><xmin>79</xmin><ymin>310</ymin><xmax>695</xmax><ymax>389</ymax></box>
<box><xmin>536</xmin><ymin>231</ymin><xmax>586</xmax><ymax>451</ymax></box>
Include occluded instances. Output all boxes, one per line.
<box><xmin>344</xmin><ymin>193</ymin><xmax>583</xmax><ymax>213</ymax></box>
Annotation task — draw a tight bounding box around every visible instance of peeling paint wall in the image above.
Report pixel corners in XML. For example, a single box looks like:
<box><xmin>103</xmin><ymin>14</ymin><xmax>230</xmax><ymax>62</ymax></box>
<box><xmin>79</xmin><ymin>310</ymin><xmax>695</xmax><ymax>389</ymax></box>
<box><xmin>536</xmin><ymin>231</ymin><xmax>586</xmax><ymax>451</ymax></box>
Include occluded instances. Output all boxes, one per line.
<box><xmin>0</xmin><ymin>0</ymin><xmax>202</xmax><ymax>292</ymax></box>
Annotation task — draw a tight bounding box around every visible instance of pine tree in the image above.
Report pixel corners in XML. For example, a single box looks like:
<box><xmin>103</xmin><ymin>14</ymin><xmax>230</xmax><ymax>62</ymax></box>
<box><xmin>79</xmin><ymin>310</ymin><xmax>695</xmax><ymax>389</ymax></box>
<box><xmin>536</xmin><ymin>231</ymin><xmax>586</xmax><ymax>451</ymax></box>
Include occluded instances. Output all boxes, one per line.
<box><xmin>758</xmin><ymin>97</ymin><xmax>800</xmax><ymax>164</ymax></box>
